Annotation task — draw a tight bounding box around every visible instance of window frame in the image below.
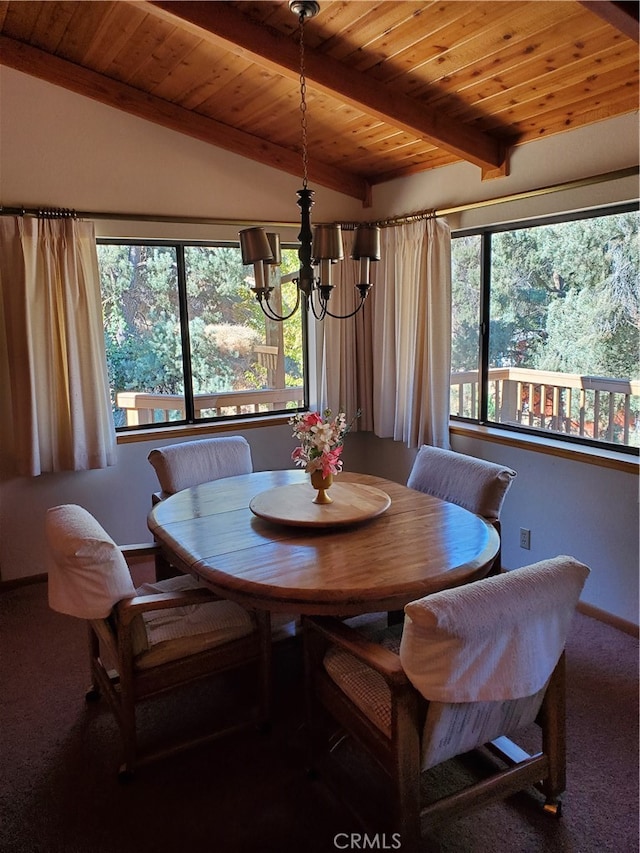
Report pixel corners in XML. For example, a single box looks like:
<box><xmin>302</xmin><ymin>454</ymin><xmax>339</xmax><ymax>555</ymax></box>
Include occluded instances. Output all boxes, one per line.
<box><xmin>97</xmin><ymin>237</ymin><xmax>309</xmax><ymax>432</ymax></box>
<box><xmin>451</xmin><ymin>201</ymin><xmax>640</xmax><ymax>457</ymax></box>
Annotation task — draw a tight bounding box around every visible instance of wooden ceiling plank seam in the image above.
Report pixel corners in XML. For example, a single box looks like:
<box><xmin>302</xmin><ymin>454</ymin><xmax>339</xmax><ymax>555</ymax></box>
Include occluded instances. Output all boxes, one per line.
<box><xmin>153</xmin><ymin>44</ymin><xmax>250</xmax><ymax>109</ymax></box>
<box><xmin>415</xmin><ymin>17</ymin><xmax>611</xmax><ymax>106</ymax></box>
<box><xmin>478</xmin><ymin>78</ymin><xmax>639</xmax><ymax>138</ymax></box>
<box><xmin>373</xmin><ymin>152</ymin><xmax>461</xmax><ymax>185</ymax></box>
<box><xmin>0</xmin><ymin>2</ymin><xmax>10</xmax><ymax>31</ymax></box>
<box><xmin>295</xmin><ymin>0</ymin><xmax>393</xmax><ymax>53</ymax></box>
<box><xmin>220</xmin><ymin>77</ymin><xmax>298</xmax><ymax>135</ymax></box>
<box><xmin>526</xmin><ymin>73</ymin><xmax>639</xmax><ymax>123</ymax></box>
<box><xmin>195</xmin><ymin>58</ymin><xmax>282</xmax><ymax>116</ymax></box>
<box><xmin>54</xmin><ymin>1</ymin><xmax>119</xmax><ymax>66</ymax></box>
<box><xmin>236</xmin><ymin>87</ymin><xmax>302</xmax><ymax>140</ymax></box>
<box><xmin>329</xmin><ymin>1</ymin><xmax>476</xmax><ymax>68</ymax></box>
<box><xmin>343</xmin><ymin>137</ymin><xmax>439</xmax><ymax>173</ymax></box>
<box><xmin>356</xmin><ymin>0</ymin><xmax>528</xmax><ymax>82</ymax></box>
<box><xmin>147</xmin><ymin>0</ymin><xmax>507</xmax><ymax>170</ymax></box>
<box><xmin>29</xmin><ymin>1</ymin><xmax>77</xmax><ymax>53</ymax></box>
<box><xmin>0</xmin><ymin>34</ymin><xmax>369</xmax><ymax>202</ymax></box>
<box><xmin>127</xmin><ymin>25</ymin><xmax>200</xmax><ymax>91</ymax></box>
<box><xmin>211</xmin><ymin>67</ymin><xmax>291</xmax><ymax>132</ymax></box>
<box><xmin>447</xmin><ymin>43</ymin><xmax>638</xmax><ymax>125</ymax></box>
<box><xmin>509</xmin><ymin>96</ymin><xmax>639</xmax><ymax>143</ymax></box>
<box><xmin>83</xmin><ymin>4</ymin><xmax>155</xmax><ymax>74</ymax></box>
<box><xmin>431</xmin><ymin>21</ymin><xmax>635</xmax><ymax>106</ymax></box>
<box><xmin>176</xmin><ymin>57</ymin><xmax>251</xmax><ymax>115</ymax></box>
<box><xmin>404</xmin><ymin>6</ymin><xmax>596</xmax><ymax>100</ymax></box>
<box><xmin>313</xmin><ymin>1</ymin><xmax>430</xmax><ymax>64</ymax></box>
<box><xmin>104</xmin><ymin>11</ymin><xmax>178</xmax><ymax>85</ymax></box>
<box><xmin>1</xmin><ymin>0</ymin><xmax>42</xmax><ymax>41</ymax></box>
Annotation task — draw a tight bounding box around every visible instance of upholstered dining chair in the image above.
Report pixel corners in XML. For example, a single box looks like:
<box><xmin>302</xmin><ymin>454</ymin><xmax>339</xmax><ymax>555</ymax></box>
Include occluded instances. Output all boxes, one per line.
<box><xmin>303</xmin><ymin>555</ymin><xmax>589</xmax><ymax>850</ymax></box>
<box><xmin>407</xmin><ymin>445</ymin><xmax>517</xmax><ymax>574</ymax></box>
<box><xmin>147</xmin><ymin>435</ymin><xmax>253</xmax><ymax>579</ymax></box>
<box><xmin>46</xmin><ymin>504</ymin><xmax>271</xmax><ymax>779</ymax></box>
<box><xmin>147</xmin><ymin>434</ymin><xmax>253</xmax><ymax>504</ymax></box>
<box><xmin>147</xmin><ymin>435</ymin><xmax>297</xmax><ymax>639</ymax></box>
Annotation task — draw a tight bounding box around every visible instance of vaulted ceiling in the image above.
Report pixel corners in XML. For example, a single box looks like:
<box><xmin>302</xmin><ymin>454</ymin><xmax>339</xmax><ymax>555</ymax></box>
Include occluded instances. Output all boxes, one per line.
<box><xmin>1</xmin><ymin>1</ymin><xmax>638</xmax><ymax>203</ymax></box>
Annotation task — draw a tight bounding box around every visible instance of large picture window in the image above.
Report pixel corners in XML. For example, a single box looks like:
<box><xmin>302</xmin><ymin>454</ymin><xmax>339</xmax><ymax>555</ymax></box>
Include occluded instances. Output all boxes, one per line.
<box><xmin>97</xmin><ymin>240</ymin><xmax>306</xmax><ymax>429</ymax></box>
<box><xmin>451</xmin><ymin>204</ymin><xmax>639</xmax><ymax>452</ymax></box>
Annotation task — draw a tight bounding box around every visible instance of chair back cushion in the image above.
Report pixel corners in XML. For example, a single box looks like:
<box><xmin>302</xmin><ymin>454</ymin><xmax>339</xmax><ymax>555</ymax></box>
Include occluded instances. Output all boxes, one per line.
<box><xmin>406</xmin><ymin>445</ymin><xmax>516</xmax><ymax>521</ymax></box>
<box><xmin>148</xmin><ymin>436</ymin><xmax>253</xmax><ymax>496</ymax></box>
<box><xmin>400</xmin><ymin>556</ymin><xmax>589</xmax><ymax>703</ymax></box>
<box><xmin>46</xmin><ymin>504</ymin><xmax>135</xmax><ymax>620</ymax></box>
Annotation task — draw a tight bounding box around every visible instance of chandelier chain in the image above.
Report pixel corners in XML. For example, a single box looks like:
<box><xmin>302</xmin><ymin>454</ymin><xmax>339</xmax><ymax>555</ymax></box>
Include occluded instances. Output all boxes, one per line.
<box><xmin>239</xmin><ymin>2</ymin><xmax>379</xmax><ymax>323</ymax></box>
<box><xmin>298</xmin><ymin>11</ymin><xmax>309</xmax><ymax>190</ymax></box>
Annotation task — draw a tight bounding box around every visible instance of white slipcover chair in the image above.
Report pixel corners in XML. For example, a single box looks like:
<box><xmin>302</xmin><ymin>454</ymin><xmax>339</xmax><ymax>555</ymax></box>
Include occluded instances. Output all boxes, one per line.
<box><xmin>304</xmin><ymin>555</ymin><xmax>590</xmax><ymax>847</ymax></box>
<box><xmin>46</xmin><ymin>504</ymin><xmax>270</xmax><ymax>778</ymax></box>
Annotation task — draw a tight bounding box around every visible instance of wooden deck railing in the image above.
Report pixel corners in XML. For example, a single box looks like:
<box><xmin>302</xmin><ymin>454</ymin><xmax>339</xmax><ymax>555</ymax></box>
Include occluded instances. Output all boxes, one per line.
<box><xmin>451</xmin><ymin>368</ymin><xmax>640</xmax><ymax>447</ymax></box>
<box><xmin>116</xmin><ymin>369</ymin><xmax>639</xmax><ymax>448</ymax></box>
<box><xmin>116</xmin><ymin>387</ymin><xmax>305</xmax><ymax>426</ymax></box>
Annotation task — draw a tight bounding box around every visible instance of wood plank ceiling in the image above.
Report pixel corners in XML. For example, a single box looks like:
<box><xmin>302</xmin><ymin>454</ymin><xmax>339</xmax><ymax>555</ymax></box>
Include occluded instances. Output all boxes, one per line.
<box><xmin>0</xmin><ymin>0</ymin><xmax>637</xmax><ymax>203</ymax></box>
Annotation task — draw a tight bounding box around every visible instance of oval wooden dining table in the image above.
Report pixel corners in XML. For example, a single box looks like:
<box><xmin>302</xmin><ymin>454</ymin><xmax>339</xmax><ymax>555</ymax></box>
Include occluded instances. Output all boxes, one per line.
<box><xmin>147</xmin><ymin>470</ymin><xmax>500</xmax><ymax>617</ymax></box>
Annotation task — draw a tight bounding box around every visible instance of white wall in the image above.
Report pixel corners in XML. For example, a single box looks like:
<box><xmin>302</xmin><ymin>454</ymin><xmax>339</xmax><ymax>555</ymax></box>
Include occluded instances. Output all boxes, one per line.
<box><xmin>1</xmin><ymin>67</ymin><xmax>638</xmax><ymax>628</ymax></box>
<box><xmin>0</xmin><ymin>66</ymin><xmax>364</xmax><ymax>226</ymax></box>
<box><xmin>345</xmin><ymin>433</ymin><xmax>639</xmax><ymax>628</ymax></box>
<box><xmin>369</xmin><ymin>112</ymin><xmax>639</xmax><ymax>228</ymax></box>
<box><xmin>0</xmin><ymin>422</ymin><xmax>295</xmax><ymax>583</ymax></box>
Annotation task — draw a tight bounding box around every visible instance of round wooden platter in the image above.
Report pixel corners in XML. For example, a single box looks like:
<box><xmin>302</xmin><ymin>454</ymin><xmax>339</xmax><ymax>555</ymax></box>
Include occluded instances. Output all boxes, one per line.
<box><xmin>249</xmin><ymin>481</ymin><xmax>391</xmax><ymax>528</ymax></box>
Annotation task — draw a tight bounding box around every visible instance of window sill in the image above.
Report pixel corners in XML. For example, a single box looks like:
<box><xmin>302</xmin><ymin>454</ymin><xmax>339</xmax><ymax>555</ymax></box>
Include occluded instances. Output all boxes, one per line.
<box><xmin>115</xmin><ymin>414</ymin><xmax>293</xmax><ymax>445</ymax></box>
<box><xmin>449</xmin><ymin>422</ymin><xmax>639</xmax><ymax>474</ymax></box>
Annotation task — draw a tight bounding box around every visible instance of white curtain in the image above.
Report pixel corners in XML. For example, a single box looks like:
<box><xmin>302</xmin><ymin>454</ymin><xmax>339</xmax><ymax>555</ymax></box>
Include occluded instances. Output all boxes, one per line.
<box><xmin>313</xmin><ymin>230</ymin><xmax>374</xmax><ymax>429</ymax></box>
<box><xmin>316</xmin><ymin>217</ymin><xmax>451</xmax><ymax>448</ymax></box>
<box><xmin>0</xmin><ymin>217</ymin><xmax>117</xmax><ymax>476</ymax></box>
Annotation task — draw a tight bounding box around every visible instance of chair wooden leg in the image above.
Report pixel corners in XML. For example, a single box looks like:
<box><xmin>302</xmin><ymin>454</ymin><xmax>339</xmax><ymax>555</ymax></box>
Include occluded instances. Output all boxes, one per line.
<box><xmin>154</xmin><ymin>544</ymin><xmax>175</xmax><ymax>581</ymax></box>
<box><xmin>256</xmin><ymin>609</ymin><xmax>272</xmax><ymax>729</ymax></box>
<box><xmin>392</xmin><ymin>692</ymin><xmax>422</xmax><ymax>850</ymax></box>
<box><xmin>539</xmin><ymin>652</ymin><xmax>566</xmax><ymax>808</ymax></box>
<box><xmin>115</xmin><ymin>630</ymin><xmax>138</xmax><ymax>777</ymax></box>
<box><xmin>86</xmin><ymin>624</ymin><xmax>102</xmax><ymax>701</ymax></box>
<box><xmin>302</xmin><ymin>619</ymin><xmax>326</xmax><ymax>774</ymax></box>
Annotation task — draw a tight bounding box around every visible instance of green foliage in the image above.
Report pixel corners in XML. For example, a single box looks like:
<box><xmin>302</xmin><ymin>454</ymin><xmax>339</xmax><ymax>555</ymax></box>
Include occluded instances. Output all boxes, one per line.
<box><xmin>451</xmin><ymin>211</ymin><xmax>639</xmax><ymax>380</ymax></box>
<box><xmin>98</xmin><ymin>242</ymin><xmax>305</xmax><ymax>424</ymax></box>
<box><xmin>451</xmin><ymin>235</ymin><xmax>481</xmax><ymax>371</ymax></box>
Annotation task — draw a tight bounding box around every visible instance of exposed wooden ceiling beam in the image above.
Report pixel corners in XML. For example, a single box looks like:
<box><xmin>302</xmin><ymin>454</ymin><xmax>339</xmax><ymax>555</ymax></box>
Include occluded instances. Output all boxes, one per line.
<box><xmin>577</xmin><ymin>1</ymin><xmax>639</xmax><ymax>42</ymax></box>
<box><xmin>148</xmin><ymin>0</ymin><xmax>509</xmax><ymax>172</ymax></box>
<box><xmin>0</xmin><ymin>34</ymin><xmax>369</xmax><ymax>202</ymax></box>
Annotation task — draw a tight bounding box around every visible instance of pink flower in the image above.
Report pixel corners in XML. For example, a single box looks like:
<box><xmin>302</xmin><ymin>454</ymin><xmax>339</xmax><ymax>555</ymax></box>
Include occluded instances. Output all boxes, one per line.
<box><xmin>289</xmin><ymin>408</ymin><xmax>359</xmax><ymax>477</ymax></box>
<box><xmin>320</xmin><ymin>446</ymin><xmax>343</xmax><ymax>477</ymax></box>
<box><xmin>291</xmin><ymin>446</ymin><xmax>307</xmax><ymax>465</ymax></box>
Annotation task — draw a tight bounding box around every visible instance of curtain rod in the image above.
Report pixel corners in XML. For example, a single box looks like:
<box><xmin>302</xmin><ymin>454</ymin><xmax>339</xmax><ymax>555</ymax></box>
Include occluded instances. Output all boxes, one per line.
<box><xmin>1</xmin><ymin>167</ymin><xmax>636</xmax><ymax>228</ymax></box>
<box><xmin>366</xmin><ymin>166</ymin><xmax>639</xmax><ymax>227</ymax></box>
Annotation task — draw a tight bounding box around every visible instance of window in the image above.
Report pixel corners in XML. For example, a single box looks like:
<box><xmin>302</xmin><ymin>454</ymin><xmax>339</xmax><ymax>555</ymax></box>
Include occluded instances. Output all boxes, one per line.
<box><xmin>451</xmin><ymin>205</ymin><xmax>639</xmax><ymax>452</ymax></box>
<box><xmin>97</xmin><ymin>240</ymin><xmax>306</xmax><ymax>429</ymax></box>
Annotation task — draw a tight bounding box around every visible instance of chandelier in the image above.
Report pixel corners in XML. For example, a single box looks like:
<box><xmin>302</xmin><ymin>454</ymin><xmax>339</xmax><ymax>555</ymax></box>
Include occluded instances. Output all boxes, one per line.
<box><xmin>239</xmin><ymin>0</ymin><xmax>381</xmax><ymax>321</ymax></box>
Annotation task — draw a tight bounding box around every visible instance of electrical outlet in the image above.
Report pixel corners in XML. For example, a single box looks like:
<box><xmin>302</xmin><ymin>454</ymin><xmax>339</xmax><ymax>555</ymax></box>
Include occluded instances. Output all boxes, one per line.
<box><xmin>519</xmin><ymin>528</ymin><xmax>531</xmax><ymax>550</ymax></box>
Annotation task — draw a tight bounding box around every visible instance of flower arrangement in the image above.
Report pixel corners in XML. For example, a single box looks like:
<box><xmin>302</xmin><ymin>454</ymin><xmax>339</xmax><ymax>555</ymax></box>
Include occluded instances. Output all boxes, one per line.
<box><xmin>290</xmin><ymin>409</ymin><xmax>360</xmax><ymax>478</ymax></box>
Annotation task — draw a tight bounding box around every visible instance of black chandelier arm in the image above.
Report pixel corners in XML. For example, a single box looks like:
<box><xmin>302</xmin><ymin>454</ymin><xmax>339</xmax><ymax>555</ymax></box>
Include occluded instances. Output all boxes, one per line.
<box><xmin>315</xmin><ymin>293</ymin><xmax>367</xmax><ymax>320</ymax></box>
<box><xmin>308</xmin><ymin>294</ymin><xmax>327</xmax><ymax>321</ymax></box>
<box><xmin>257</xmin><ymin>288</ymin><xmax>302</xmax><ymax>322</ymax></box>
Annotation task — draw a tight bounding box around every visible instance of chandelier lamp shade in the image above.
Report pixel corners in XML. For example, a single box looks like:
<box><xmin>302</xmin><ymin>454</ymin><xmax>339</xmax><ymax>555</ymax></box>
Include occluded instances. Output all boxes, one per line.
<box><xmin>239</xmin><ymin>1</ymin><xmax>381</xmax><ymax>322</ymax></box>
